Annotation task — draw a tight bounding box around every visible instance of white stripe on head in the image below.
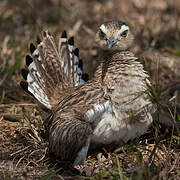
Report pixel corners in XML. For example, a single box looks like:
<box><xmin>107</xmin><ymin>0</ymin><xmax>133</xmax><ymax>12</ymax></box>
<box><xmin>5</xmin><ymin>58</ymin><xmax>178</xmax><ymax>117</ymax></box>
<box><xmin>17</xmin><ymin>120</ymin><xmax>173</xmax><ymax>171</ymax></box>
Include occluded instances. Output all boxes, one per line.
<box><xmin>118</xmin><ymin>25</ymin><xmax>129</xmax><ymax>36</ymax></box>
<box><xmin>99</xmin><ymin>24</ymin><xmax>108</xmax><ymax>34</ymax></box>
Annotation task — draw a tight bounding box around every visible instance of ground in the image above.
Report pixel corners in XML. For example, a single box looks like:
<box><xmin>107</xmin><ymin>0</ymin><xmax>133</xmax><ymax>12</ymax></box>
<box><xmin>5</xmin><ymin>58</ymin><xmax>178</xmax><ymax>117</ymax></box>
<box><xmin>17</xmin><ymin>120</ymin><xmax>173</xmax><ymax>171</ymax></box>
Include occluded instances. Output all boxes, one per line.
<box><xmin>0</xmin><ymin>0</ymin><xmax>180</xmax><ymax>179</ymax></box>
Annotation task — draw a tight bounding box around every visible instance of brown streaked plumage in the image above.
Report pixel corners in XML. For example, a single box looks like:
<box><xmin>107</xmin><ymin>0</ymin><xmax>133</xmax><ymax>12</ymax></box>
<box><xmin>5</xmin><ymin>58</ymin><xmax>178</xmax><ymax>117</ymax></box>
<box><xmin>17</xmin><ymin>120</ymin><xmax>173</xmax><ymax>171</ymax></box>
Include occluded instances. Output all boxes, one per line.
<box><xmin>20</xmin><ymin>20</ymin><xmax>155</xmax><ymax>165</ymax></box>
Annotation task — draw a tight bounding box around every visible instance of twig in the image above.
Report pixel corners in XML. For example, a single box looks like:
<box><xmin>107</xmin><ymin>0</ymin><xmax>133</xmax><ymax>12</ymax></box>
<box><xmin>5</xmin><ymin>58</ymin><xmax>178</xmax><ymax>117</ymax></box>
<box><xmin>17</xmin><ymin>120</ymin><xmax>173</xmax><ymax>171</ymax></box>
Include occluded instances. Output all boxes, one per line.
<box><xmin>0</xmin><ymin>103</ymin><xmax>37</xmax><ymax>107</ymax></box>
<box><xmin>2</xmin><ymin>114</ymin><xmax>21</xmax><ymax>122</ymax></box>
<box><xmin>82</xmin><ymin>25</ymin><xmax>95</xmax><ymax>36</ymax></box>
<box><xmin>69</xmin><ymin>20</ymin><xmax>83</xmax><ymax>37</ymax></box>
<box><xmin>15</xmin><ymin>155</ymin><xmax>26</xmax><ymax>169</ymax></box>
<box><xmin>0</xmin><ymin>90</ymin><xmax>5</xmax><ymax>104</ymax></box>
<box><xmin>0</xmin><ymin>73</ymin><xmax>8</xmax><ymax>86</ymax></box>
<box><xmin>36</xmin><ymin>147</ymin><xmax>48</xmax><ymax>163</ymax></box>
<box><xmin>169</xmin><ymin>155</ymin><xmax>179</xmax><ymax>173</ymax></box>
<box><xmin>10</xmin><ymin>145</ymin><xmax>31</xmax><ymax>156</ymax></box>
<box><xmin>24</xmin><ymin>160</ymin><xmax>39</xmax><ymax>169</ymax></box>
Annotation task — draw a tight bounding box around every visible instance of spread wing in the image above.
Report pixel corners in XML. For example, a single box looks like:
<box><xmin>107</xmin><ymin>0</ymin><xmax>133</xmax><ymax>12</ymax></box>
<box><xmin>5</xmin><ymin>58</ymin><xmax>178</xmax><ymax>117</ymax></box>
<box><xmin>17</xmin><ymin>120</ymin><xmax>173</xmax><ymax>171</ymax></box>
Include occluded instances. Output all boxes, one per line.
<box><xmin>20</xmin><ymin>30</ymin><xmax>89</xmax><ymax>109</ymax></box>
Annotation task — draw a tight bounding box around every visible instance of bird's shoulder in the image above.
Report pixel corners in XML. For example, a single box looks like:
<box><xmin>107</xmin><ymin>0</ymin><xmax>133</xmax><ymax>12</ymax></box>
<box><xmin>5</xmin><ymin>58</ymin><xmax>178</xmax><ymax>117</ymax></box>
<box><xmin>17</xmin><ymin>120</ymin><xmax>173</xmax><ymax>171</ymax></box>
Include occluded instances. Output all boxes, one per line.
<box><xmin>51</xmin><ymin>80</ymin><xmax>108</xmax><ymax>119</ymax></box>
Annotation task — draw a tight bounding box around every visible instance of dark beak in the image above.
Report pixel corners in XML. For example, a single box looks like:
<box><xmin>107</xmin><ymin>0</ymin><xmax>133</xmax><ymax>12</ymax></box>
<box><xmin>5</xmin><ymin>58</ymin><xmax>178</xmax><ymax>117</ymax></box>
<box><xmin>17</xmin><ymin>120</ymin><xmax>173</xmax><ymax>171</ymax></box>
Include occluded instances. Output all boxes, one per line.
<box><xmin>107</xmin><ymin>37</ymin><xmax>117</xmax><ymax>48</ymax></box>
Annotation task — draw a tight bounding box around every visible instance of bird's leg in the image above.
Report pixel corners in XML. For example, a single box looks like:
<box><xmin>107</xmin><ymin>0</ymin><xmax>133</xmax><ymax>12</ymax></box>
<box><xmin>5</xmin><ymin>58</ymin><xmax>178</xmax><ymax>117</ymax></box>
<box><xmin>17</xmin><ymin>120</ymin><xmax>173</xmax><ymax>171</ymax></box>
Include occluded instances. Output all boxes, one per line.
<box><xmin>73</xmin><ymin>137</ymin><xmax>91</xmax><ymax>166</ymax></box>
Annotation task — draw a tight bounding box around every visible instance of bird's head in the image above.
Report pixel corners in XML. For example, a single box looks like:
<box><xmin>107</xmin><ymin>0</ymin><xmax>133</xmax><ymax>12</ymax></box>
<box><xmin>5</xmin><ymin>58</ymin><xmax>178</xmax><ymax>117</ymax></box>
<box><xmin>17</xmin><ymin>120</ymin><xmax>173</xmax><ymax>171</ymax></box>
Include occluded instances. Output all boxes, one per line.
<box><xmin>96</xmin><ymin>21</ymin><xmax>134</xmax><ymax>51</ymax></box>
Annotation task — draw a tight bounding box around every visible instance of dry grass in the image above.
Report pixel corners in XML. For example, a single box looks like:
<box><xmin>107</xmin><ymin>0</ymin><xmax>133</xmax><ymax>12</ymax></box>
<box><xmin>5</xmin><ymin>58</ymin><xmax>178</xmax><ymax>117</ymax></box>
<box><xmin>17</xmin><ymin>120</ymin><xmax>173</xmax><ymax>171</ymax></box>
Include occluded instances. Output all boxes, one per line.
<box><xmin>0</xmin><ymin>0</ymin><xmax>180</xmax><ymax>179</ymax></box>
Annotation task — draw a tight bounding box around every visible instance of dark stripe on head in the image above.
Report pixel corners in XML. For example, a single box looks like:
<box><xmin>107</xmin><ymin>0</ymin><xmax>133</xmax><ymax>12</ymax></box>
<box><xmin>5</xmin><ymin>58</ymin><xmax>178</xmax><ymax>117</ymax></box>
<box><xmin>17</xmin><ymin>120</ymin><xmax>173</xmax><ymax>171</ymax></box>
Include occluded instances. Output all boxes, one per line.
<box><xmin>103</xmin><ymin>20</ymin><xmax>127</xmax><ymax>29</ymax></box>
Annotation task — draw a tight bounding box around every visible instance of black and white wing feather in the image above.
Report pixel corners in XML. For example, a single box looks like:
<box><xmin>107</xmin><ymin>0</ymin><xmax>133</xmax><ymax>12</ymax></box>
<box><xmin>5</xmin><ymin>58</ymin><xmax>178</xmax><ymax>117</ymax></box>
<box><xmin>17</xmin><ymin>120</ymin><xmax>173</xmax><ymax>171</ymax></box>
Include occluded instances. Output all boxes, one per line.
<box><xmin>20</xmin><ymin>30</ymin><xmax>88</xmax><ymax>109</ymax></box>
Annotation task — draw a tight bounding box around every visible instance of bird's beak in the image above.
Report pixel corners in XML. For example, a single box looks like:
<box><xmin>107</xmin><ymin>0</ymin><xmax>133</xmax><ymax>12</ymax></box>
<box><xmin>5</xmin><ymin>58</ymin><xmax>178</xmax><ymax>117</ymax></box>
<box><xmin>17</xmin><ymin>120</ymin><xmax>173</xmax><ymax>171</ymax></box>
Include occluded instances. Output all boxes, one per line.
<box><xmin>107</xmin><ymin>37</ymin><xmax>117</xmax><ymax>48</ymax></box>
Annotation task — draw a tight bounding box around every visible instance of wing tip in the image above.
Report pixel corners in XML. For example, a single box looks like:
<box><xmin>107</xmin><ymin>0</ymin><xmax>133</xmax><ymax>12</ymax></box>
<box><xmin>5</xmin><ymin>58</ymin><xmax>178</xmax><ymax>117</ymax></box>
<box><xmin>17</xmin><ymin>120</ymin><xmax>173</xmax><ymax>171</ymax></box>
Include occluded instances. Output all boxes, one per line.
<box><xmin>21</xmin><ymin>68</ymin><xmax>29</xmax><ymax>80</ymax></box>
<box><xmin>61</xmin><ymin>30</ymin><xmax>67</xmax><ymax>38</ymax></box>
<box><xmin>74</xmin><ymin>48</ymin><xmax>79</xmax><ymax>57</ymax></box>
<box><xmin>30</xmin><ymin>43</ymin><xmax>36</xmax><ymax>54</ymax></box>
<box><xmin>78</xmin><ymin>59</ymin><xmax>83</xmax><ymax>70</ymax></box>
<box><xmin>68</xmin><ymin>37</ymin><xmax>74</xmax><ymax>46</ymax></box>
<box><xmin>26</xmin><ymin>55</ymin><xmax>33</xmax><ymax>66</ymax></box>
<box><xmin>20</xmin><ymin>81</ymin><xmax>34</xmax><ymax>97</ymax></box>
<box><xmin>37</xmin><ymin>35</ymin><xmax>41</xmax><ymax>44</ymax></box>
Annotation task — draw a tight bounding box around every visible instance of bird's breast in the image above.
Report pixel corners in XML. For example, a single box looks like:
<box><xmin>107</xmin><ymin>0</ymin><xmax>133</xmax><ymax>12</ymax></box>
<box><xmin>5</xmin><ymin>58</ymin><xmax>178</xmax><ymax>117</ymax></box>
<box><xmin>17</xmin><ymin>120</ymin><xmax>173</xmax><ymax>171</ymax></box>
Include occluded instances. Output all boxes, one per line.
<box><xmin>91</xmin><ymin>104</ymin><xmax>152</xmax><ymax>145</ymax></box>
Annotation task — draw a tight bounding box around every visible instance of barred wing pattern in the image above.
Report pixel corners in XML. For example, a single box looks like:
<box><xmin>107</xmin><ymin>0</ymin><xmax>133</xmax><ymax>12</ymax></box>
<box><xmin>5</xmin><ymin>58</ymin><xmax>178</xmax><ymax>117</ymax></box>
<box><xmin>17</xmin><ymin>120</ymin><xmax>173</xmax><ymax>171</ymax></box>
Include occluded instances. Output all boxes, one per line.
<box><xmin>20</xmin><ymin>30</ymin><xmax>88</xmax><ymax>109</ymax></box>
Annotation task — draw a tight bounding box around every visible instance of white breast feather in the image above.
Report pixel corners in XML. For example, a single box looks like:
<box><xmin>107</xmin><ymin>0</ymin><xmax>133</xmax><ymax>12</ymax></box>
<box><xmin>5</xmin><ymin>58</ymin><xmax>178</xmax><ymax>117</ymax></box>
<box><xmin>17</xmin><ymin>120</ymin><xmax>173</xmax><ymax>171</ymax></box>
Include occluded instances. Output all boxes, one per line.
<box><xmin>91</xmin><ymin>104</ymin><xmax>153</xmax><ymax>144</ymax></box>
<box><xmin>86</xmin><ymin>101</ymin><xmax>112</xmax><ymax>123</ymax></box>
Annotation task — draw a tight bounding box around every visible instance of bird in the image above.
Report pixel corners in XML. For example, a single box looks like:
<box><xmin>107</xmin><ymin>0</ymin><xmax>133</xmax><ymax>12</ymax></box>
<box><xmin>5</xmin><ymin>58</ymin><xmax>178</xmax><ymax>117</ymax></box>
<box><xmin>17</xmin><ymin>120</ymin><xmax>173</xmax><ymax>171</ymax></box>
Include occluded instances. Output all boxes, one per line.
<box><xmin>20</xmin><ymin>20</ymin><xmax>154</xmax><ymax>166</ymax></box>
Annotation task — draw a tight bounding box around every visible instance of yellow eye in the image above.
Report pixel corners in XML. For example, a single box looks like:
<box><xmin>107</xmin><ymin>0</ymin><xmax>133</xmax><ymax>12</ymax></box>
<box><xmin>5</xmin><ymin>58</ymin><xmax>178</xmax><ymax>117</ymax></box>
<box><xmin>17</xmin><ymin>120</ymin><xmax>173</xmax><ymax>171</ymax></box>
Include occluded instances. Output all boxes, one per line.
<box><xmin>99</xmin><ymin>29</ymin><xmax>106</xmax><ymax>39</ymax></box>
<box><xmin>121</xmin><ymin>30</ymin><xmax>128</xmax><ymax>38</ymax></box>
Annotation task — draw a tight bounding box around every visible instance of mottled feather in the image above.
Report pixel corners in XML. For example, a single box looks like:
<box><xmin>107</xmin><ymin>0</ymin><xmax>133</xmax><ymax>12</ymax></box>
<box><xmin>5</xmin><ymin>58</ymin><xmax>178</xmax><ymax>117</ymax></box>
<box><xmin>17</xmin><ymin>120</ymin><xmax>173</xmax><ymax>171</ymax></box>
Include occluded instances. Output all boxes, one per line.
<box><xmin>20</xmin><ymin>21</ymin><xmax>155</xmax><ymax>165</ymax></box>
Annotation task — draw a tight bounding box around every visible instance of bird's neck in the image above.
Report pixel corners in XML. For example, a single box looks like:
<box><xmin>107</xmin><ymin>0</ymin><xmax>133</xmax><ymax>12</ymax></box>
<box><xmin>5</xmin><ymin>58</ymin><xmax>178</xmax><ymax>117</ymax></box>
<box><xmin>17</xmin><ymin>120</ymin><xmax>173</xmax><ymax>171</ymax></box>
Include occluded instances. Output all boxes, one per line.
<box><xmin>98</xmin><ymin>48</ymin><xmax>128</xmax><ymax>61</ymax></box>
<box><xmin>93</xmin><ymin>48</ymin><xmax>121</xmax><ymax>84</ymax></box>
<box><xmin>98</xmin><ymin>48</ymin><xmax>118</xmax><ymax>58</ymax></box>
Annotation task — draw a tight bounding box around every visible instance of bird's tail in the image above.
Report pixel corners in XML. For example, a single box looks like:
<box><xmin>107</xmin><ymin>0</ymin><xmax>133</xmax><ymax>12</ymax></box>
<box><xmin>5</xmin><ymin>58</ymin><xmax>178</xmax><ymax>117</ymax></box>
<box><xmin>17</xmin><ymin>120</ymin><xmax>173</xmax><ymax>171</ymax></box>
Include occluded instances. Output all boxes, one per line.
<box><xmin>20</xmin><ymin>30</ymin><xmax>88</xmax><ymax>109</ymax></box>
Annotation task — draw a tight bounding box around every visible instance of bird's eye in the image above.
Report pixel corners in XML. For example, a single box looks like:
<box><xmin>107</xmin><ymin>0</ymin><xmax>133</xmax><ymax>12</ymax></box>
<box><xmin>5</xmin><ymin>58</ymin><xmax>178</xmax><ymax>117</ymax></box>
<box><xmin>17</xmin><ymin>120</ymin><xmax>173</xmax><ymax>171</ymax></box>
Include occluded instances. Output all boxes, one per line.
<box><xmin>99</xmin><ymin>29</ymin><xmax>106</xmax><ymax>39</ymax></box>
<box><xmin>121</xmin><ymin>30</ymin><xmax>128</xmax><ymax>38</ymax></box>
